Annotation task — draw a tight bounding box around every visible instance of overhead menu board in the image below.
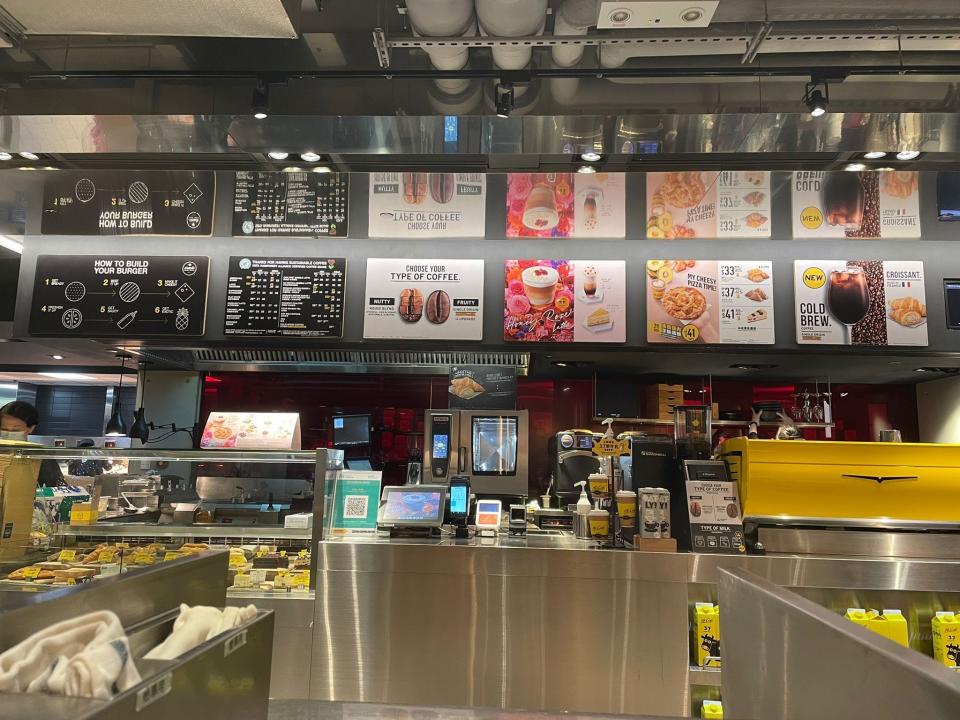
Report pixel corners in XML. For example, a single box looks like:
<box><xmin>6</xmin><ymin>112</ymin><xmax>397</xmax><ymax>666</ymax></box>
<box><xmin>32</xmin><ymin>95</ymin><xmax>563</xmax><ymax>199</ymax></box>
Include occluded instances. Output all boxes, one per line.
<box><xmin>41</xmin><ymin>171</ymin><xmax>215</xmax><ymax>236</ymax></box>
<box><xmin>506</xmin><ymin>173</ymin><xmax>626</xmax><ymax>238</ymax></box>
<box><xmin>794</xmin><ymin>260</ymin><xmax>928</xmax><ymax>346</ymax></box>
<box><xmin>224</xmin><ymin>256</ymin><xmax>346</xmax><ymax>338</ymax></box>
<box><xmin>646</xmin><ymin>260</ymin><xmax>775</xmax><ymax>345</ymax></box>
<box><xmin>368</xmin><ymin>172</ymin><xmax>486</xmax><ymax>238</ymax></box>
<box><xmin>233</xmin><ymin>171</ymin><xmax>348</xmax><ymax>237</ymax></box>
<box><xmin>363</xmin><ymin>259</ymin><xmax>484</xmax><ymax>340</ymax></box>
<box><xmin>29</xmin><ymin>255</ymin><xmax>209</xmax><ymax>337</ymax></box>
<box><xmin>646</xmin><ymin>171</ymin><xmax>771</xmax><ymax>239</ymax></box>
<box><xmin>504</xmin><ymin>260</ymin><xmax>626</xmax><ymax>343</ymax></box>
<box><xmin>791</xmin><ymin>171</ymin><xmax>921</xmax><ymax>239</ymax></box>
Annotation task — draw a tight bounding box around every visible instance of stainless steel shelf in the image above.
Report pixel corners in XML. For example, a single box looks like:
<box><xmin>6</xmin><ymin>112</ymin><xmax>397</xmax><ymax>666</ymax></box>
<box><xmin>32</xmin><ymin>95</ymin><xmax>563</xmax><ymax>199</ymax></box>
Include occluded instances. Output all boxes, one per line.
<box><xmin>59</xmin><ymin>523</ymin><xmax>312</xmax><ymax>540</ymax></box>
<box><xmin>593</xmin><ymin>416</ymin><xmax>833</xmax><ymax>429</ymax></box>
<box><xmin>688</xmin><ymin>667</ymin><xmax>722</xmax><ymax>687</ymax></box>
<box><xmin>2</xmin><ymin>447</ymin><xmax>320</xmax><ymax>463</ymax></box>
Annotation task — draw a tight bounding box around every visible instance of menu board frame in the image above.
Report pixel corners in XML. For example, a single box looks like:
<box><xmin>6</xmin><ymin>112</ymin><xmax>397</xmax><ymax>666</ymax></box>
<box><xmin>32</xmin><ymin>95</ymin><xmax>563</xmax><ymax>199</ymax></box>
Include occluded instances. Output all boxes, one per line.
<box><xmin>41</xmin><ymin>171</ymin><xmax>216</xmax><ymax>237</ymax></box>
<box><xmin>368</xmin><ymin>172</ymin><xmax>486</xmax><ymax>238</ymax></box>
<box><xmin>232</xmin><ymin>171</ymin><xmax>349</xmax><ymax>238</ymax></box>
<box><xmin>28</xmin><ymin>255</ymin><xmax>209</xmax><ymax>338</ymax></box>
<box><xmin>505</xmin><ymin>173</ymin><xmax>626</xmax><ymax>238</ymax></box>
<box><xmin>224</xmin><ymin>256</ymin><xmax>347</xmax><ymax>339</ymax></box>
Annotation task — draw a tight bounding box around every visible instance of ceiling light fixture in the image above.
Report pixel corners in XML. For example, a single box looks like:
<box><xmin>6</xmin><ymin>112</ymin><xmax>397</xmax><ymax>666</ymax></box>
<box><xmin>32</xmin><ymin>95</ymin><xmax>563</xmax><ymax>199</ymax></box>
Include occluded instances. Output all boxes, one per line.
<box><xmin>104</xmin><ymin>354</ymin><xmax>130</xmax><ymax>436</ymax></box>
<box><xmin>896</xmin><ymin>150</ymin><xmax>921</xmax><ymax>161</ymax></box>
<box><xmin>845</xmin><ymin>163</ymin><xmax>866</xmax><ymax>172</ymax></box>
<box><xmin>300</xmin><ymin>152</ymin><xmax>321</xmax><ymax>162</ymax></box>
<box><xmin>313</xmin><ymin>166</ymin><xmax>332</xmax><ymax>174</ymax></box>
<box><xmin>0</xmin><ymin>152</ymin><xmax>11</xmax><ymax>161</ymax></box>
<box><xmin>0</xmin><ymin>235</ymin><xmax>23</xmax><ymax>254</ymax></box>
<box><xmin>38</xmin><ymin>372</ymin><xmax>94</xmax><ymax>381</ymax></box>
<box><xmin>495</xmin><ymin>81</ymin><xmax>514</xmax><ymax>118</ymax></box>
<box><xmin>581</xmin><ymin>151</ymin><xmax>602</xmax><ymax>162</ymax></box>
<box><xmin>49</xmin><ymin>354</ymin><xmax>64</xmax><ymax>360</ymax></box>
<box><xmin>251</xmin><ymin>80</ymin><xmax>270</xmax><ymax>120</ymax></box>
<box><xmin>267</xmin><ymin>151</ymin><xmax>289</xmax><ymax>160</ymax></box>
<box><xmin>18</xmin><ymin>152</ymin><xmax>39</xmax><ymax>161</ymax></box>
<box><xmin>128</xmin><ymin>361</ymin><xmax>150</xmax><ymax>444</ymax></box>
<box><xmin>577</xmin><ymin>165</ymin><xmax>597</xmax><ymax>174</ymax></box>
<box><xmin>803</xmin><ymin>81</ymin><xmax>829</xmax><ymax>117</ymax></box>
<box><xmin>863</xmin><ymin>151</ymin><xmax>887</xmax><ymax>159</ymax></box>
<box><xmin>282</xmin><ymin>166</ymin><xmax>300</xmax><ymax>173</ymax></box>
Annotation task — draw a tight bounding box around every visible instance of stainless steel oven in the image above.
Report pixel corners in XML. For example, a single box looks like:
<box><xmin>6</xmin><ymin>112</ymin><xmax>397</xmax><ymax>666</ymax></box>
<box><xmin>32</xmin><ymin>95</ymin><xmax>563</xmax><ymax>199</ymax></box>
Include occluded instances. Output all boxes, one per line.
<box><xmin>423</xmin><ymin>410</ymin><xmax>529</xmax><ymax>497</ymax></box>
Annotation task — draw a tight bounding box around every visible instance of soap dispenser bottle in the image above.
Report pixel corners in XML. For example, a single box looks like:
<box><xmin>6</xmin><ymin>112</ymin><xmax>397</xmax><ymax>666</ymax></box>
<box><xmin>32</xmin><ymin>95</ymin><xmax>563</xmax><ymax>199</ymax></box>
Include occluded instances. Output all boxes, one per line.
<box><xmin>574</xmin><ymin>480</ymin><xmax>591</xmax><ymax>539</ymax></box>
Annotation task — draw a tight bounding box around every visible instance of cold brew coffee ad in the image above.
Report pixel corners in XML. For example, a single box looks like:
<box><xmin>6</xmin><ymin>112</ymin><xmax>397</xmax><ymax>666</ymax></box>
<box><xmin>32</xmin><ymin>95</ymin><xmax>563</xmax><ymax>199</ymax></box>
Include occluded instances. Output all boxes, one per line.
<box><xmin>646</xmin><ymin>260</ymin><xmax>775</xmax><ymax>344</ymax></box>
<box><xmin>505</xmin><ymin>173</ymin><xmax>626</xmax><ymax>238</ymax></box>
<box><xmin>29</xmin><ymin>255</ymin><xmax>209</xmax><ymax>337</ymax></box>
<box><xmin>794</xmin><ymin>260</ymin><xmax>928</xmax><ymax>346</ymax></box>
<box><xmin>41</xmin><ymin>171</ymin><xmax>215</xmax><ymax>236</ymax></box>
<box><xmin>224</xmin><ymin>257</ymin><xmax>346</xmax><ymax>338</ymax></box>
<box><xmin>645</xmin><ymin>171</ymin><xmax>771</xmax><ymax>239</ymax></box>
<box><xmin>504</xmin><ymin>260</ymin><xmax>626</xmax><ymax>343</ymax></box>
<box><xmin>791</xmin><ymin>171</ymin><xmax>921</xmax><ymax>239</ymax></box>
<box><xmin>233</xmin><ymin>171</ymin><xmax>348</xmax><ymax>237</ymax></box>
<box><xmin>368</xmin><ymin>173</ymin><xmax>485</xmax><ymax>238</ymax></box>
<box><xmin>363</xmin><ymin>259</ymin><xmax>484</xmax><ymax>340</ymax></box>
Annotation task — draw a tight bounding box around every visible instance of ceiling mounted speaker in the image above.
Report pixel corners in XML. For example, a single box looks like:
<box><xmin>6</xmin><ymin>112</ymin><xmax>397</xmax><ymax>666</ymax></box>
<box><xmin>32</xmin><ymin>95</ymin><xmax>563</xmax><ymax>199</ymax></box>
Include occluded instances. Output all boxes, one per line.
<box><xmin>597</xmin><ymin>1</ymin><xmax>719</xmax><ymax>29</ymax></box>
<box><xmin>0</xmin><ymin>0</ymin><xmax>300</xmax><ymax>38</ymax></box>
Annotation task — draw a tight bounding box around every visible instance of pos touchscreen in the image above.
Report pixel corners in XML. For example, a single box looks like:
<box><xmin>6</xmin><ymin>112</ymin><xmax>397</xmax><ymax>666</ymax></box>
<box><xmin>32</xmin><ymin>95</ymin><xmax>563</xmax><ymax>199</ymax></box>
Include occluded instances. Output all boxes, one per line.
<box><xmin>377</xmin><ymin>486</ymin><xmax>446</xmax><ymax>528</ymax></box>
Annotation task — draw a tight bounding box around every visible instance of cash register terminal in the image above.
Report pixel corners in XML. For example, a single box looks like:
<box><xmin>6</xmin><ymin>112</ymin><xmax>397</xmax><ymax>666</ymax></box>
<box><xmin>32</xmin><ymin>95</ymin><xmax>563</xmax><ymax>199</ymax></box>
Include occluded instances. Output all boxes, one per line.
<box><xmin>377</xmin><ymin>485</ymin><xmax>446</xmax><ymax>536</ymax></box>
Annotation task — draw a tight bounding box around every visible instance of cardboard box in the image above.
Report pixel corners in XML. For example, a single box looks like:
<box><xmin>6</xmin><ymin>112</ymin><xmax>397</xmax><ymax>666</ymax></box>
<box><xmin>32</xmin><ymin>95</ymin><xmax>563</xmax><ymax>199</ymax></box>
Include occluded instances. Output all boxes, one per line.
<box><xmin>932</xmin><ymin>612</ymin><xmax>960</xmax><ymax>670</ymax></box>
<box><xmin>0</xmin><ymin>447</ymin><xmax>41</xmax><ymax>561</ymax></box>
<box><xmin>694</xmin><ymin>602</ymin><xmax>721</xmax><ymax>668</ymax></box>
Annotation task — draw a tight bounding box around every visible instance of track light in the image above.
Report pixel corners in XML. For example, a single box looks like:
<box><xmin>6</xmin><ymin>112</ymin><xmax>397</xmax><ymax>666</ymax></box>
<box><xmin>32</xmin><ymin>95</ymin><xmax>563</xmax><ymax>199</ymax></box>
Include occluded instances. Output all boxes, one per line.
<box><xmin>268</xmin><ymin>151</ymin><xmax>289</xmax><ymax>160</ymax></box>
<box><xmin>495</xmin><ymin>82</ymin><xmax>514</xmax><ymax>118</ymax></box>
<box><xmin>896</xmin><ymin>150</ymin><xmax>921</xmax><ymax>161</ymax></box>
<box><xmin>300</xmin><ymin>152</ymin><xmax>321</xmax><ymax>162</ymax></box>
<box><xmin>251</xmin><ymin>80</ymin><xmax>270</xmax><ymax>119</ymax></box>
<box><xmin>863</xmin><ymin>151</ymin><xmax>887</xmax><ymax>159</ymax></box>
<box><xmin>803</xmin><ymin>81</ymin><xmax>829</xmax><ymax>117</ymax></box>
<box><xmin>581</xmin><ymin>151</ymin><xmax>602</xmax><ymax>162</ymax></box>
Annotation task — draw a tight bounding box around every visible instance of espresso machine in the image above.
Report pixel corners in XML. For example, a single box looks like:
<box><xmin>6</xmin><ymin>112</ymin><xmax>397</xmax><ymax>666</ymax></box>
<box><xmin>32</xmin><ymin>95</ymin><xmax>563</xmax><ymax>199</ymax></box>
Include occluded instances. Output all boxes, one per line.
<box><xmin>552</xmin><ymin>430</ymin><xmax>603</xmax><ymax>509</ymax></box>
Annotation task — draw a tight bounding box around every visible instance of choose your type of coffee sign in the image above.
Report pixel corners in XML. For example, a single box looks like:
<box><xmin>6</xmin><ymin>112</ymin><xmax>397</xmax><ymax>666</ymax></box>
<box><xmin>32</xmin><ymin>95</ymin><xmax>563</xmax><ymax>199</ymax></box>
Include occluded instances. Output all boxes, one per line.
<box><xmin>368</xmin><ymin>173</ymin><xmax>486</xmax><ymax>238</ymax></box>
<box><xmin>505</xmin><ymin>173</ymin><xmax>626</xmax><ymax>238</ymax></box>
<box><xmin>363</xmin><ymin>259</ymin><xmax>484</xmax><ymax>340</ymax></box>
<box><xmin>29</xmin><ymin>255</ymin><xmax>209</xmax><ymax>337</ymax></box>
<box><xmin>504</xmin><ymin>260</ymin><xmax>626</xmax><ymax>343</ymax></box>
<box><xmin>794</xmin><ymin>260</ymin><xmax>928</xmax><ymax>346</ymax></box>
<box><xmin>646</xmin><ymin>260</ymin><xmax>775</xmax><ymax>344</ymax></box>
<box><xmin>41</xmin><ymin>171</ymin><xmax>215</xmax><ymax>236</ymax></box>
<box><xmin>791</xmin><ymin>171</ymin><xmax>921</xmax><ymax>239</ymax></box>
<box><xmin>646</xmin><ymin>171</ymin><xmax>771</xmax><ymax>239</ymax></box>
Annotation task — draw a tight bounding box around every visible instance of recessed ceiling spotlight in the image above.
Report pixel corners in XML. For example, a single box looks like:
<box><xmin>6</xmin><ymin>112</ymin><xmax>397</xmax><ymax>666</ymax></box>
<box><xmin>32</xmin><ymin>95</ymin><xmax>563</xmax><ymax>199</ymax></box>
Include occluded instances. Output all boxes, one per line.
<box><xmin>577</xmin><ymin>165</ymin><xmax>597</xmax><ymax>174</ymax></box>
<box><xmin>253</xmin><ymin>112</ymin><xmax>268</xmax><ymax>120</ymax></box>
<box><xmin>875</xmin><ymin>166</ymin><xmax>895</xmax><ymax>172</ymax></box>
<box><xmin>312</xmin><ymin>166</ymin><xmax>332</xmax><ymax>174</ymax></box>
<box><xmin>267</xmin><ymin>151</ymin><xmax>289</xmax><ymax>160</ymax></box>
<box><xmin>0</xmin><ymin>152</ymin><xmax>11</xmax><ymax>161</ymax></box>
<box><xmin>581</xmin><ymin>151</ymin><xmax>602</xmax><ymax>162</ymax></box>
<box><xmin>896</xmin><ymin>150</ymin><xmax>921</xmax><ymax>161</ymax></box>
<box><xmin>863</xmin><ymin>151</ymin><xmax>887</xmax><ymax>159</ymax></box>
<box><xmin>49</xmin><ymin>354</ymin><xmax>64</xmax><ymax>360</ymax></box>
<box><xmin>18</xmin><ymin>152</ymin><xmax>39</xmax><ymax>161</ymax></box>
<box><xmin>845</xmin><ymin>163</ymin><xmax>866</xmax><ymax>172</ymax></box>
<box><xmin>282</xmin><ymin>166</ymin><xmax>300</xmax><ymax>173</ymax></box>
<box><xmin>300</xmin><ymin>152</ymin><xmax>321</xmax><ymax>163</ymax></box>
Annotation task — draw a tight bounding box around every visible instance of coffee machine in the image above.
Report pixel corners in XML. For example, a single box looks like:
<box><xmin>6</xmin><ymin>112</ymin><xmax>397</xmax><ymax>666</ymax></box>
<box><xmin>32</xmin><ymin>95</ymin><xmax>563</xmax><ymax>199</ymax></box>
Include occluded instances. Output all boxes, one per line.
<box><xmin>552</xmin><ymin>430</ymin><xmax>603</xmax><ymax>508</ymax></box>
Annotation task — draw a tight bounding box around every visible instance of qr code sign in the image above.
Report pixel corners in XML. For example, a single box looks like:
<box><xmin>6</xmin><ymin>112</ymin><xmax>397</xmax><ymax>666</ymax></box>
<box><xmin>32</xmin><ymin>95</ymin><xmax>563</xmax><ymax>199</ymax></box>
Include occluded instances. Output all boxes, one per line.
<box><xmin>343</xmin><ymin>495</ymin><xmax>369</xmax><ymax>520</ymax></box>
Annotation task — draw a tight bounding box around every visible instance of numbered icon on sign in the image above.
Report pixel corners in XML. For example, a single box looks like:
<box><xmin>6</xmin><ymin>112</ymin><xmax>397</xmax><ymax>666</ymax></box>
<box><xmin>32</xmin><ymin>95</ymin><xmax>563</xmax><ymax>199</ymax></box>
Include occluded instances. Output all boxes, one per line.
<box><xmin>682</xmin><ymin>324</ymin><xmax>700</xmax><ymax>343</ymax></box>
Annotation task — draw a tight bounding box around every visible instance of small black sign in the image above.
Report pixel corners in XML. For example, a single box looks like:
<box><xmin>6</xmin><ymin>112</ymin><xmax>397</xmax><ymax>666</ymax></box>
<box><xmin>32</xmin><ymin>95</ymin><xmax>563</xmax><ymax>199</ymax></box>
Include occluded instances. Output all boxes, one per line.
<box><xmin>232</xmin><ymin>171</ymin><xmax>349</xmax><ymax>237</ymax></box>
<box><xmin>448</xmin><ymin>365</ymin><xmax>517</xmax><ymax>410</ymax></box>
<box><xmin>682</xmin><ymin>461</ymin><xmax>745</xmax><ymax>554</ymax></box>
<box><xmin>224</xmin><ymin>256</ymin><xmax>346</xmax><ymax>338</ymax></box>
<box><xmin>41</xmin><ymin>171</ymin><xmax>215</xmax><ymax>236</ymax></box>
<box><xmin>29</xmin><ymin>255</ymin><xmax>209</xmax><ymax>337</ymax></box>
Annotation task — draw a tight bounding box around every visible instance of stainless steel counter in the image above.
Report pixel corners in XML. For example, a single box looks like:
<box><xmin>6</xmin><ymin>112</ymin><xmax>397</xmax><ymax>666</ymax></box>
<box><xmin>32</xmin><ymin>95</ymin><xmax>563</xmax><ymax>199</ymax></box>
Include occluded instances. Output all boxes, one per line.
<box><xmin>312</xmin><ymin>535</ymin><xmax>960</xmax><ymax>717</ymax></box>
<box><xmin>268</xmin><ymin>700</ymin><xmax>675</xmax><ymax>720</ymax></box>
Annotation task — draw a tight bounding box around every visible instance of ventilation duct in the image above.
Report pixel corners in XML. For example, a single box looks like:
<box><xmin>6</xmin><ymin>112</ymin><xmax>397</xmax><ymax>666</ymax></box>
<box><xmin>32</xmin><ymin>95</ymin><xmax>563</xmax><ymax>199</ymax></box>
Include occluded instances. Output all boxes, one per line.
<box><xmin>405</xmin><ymin>0</ymin><xmax>476</xmax><ymax>95</ymax></box>
<box><xmin>551</xmin><ymin>0</ymin><xmax>600</xmax><ymax>67</ymax></box>
<box><xmin>476</xmin><ymin>0</ymin><xmax>549</xmax><ymax>70</ymax></box>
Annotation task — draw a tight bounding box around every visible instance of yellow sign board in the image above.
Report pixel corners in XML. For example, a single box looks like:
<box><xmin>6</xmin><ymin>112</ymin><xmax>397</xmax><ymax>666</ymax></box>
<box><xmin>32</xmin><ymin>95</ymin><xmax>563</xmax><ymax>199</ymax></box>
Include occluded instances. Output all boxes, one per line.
<box><xmin>592</xmin><ymin>438</ymin><xmax>630</xmax><ymax>457</ymax></box>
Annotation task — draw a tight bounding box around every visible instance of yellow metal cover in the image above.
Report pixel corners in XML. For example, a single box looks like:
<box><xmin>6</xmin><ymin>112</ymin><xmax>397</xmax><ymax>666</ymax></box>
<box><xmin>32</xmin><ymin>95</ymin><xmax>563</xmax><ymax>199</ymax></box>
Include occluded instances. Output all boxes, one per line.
<box><xmin>720</xmin><ymin>438</ymin><xmax>960</xmax><ymax>523</ymax></box>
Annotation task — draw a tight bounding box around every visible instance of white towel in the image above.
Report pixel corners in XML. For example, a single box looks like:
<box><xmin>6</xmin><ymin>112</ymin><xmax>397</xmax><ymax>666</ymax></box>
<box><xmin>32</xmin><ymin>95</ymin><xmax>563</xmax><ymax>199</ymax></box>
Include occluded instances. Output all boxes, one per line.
<box><xmin>0</xmin><ymin>610</ymin><xmax>140</xmax><ymax>698</ymax></box>
<box><xmin>144</xmin><ymin>604</ymin><xmax>257</xmax><ymax>661</ymax></box>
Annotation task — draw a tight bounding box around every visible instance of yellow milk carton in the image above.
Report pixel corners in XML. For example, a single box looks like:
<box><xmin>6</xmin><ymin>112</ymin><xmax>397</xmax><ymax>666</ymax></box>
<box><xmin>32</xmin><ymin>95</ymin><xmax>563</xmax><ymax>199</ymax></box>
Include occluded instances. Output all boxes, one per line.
<box><xmin>695</xmin><ymin>603</ymin><xmax>721</xmax><ymax>668</ymax></box>
<box><xmin>701</xmin><ymin>700</ymin><xmax>723</xmax><ymax>719</ymax></box>
<box><xmin>932</xmin><ymin>612</ymin><xmax>960</xmax><ymax>671</ymax></box>
<box><xmin>845</xmin><ymin>608</ymin><xmax>909</xmax><ymax>647</ymax></box>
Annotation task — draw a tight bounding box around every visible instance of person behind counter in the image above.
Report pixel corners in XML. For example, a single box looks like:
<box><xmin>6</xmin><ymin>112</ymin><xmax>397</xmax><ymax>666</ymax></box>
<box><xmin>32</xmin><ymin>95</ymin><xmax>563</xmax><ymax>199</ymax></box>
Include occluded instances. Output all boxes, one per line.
<box><xmin>1</xmin><ymin>400</ymin><xmax>64</xmax><ymax>487</ymax></box>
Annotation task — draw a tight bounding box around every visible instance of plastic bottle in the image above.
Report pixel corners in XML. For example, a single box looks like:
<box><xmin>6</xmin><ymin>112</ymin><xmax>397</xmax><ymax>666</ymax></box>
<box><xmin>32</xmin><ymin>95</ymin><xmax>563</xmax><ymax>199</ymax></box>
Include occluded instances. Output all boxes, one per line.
<box><xmin>574</xmin><ymin>480</ymin><xmax>591</xmax><ymax>539</ymax></box>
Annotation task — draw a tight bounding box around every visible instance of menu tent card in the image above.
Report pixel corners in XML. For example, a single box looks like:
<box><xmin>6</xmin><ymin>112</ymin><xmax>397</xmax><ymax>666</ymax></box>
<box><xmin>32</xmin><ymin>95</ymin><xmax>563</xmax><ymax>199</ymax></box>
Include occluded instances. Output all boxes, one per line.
<box><xmin>363</xmin><ymin>259</ymin><xmax>484</xmax><ymax>340</ymax></box>
<box><xmin>368</xmin><ymin>173</ymin><xmax>485</xmax><ymax>238</ymax></box>
<box><xmin>448</xmin><ymin>365</ymin><xmax>517</xmax><ymax>410</ymax></box>
<box><xmin>224</xmin><ymin>257</ymin><xmax>346</xmax><ymax>338</ymax></box>
<box><xmin>233</xmin><ymin>171</ymin><xmax>348</xmax><ymax>237</ymax></box>
<box><xmin>791</xmin><ymin>171</ymin><xmax>921</xmax><ymax>239</ymax></box>
<box><xmin>794</xmin><ymin>260</ymin><xmax>927</xmax><ymax>346</ymax></box>
<box><xmin>504</xmin><ymin>260</ymin><xmax>626</xmax><ymax>343</ymax></box>
<box><xmin>646</xmin><ymin>171</ymin><xmax>771</xmax><ymax>239</ymax></box>
<box><xmin>327</xmin><ymin>472</ymin><xmax>383</xmax><ymax>534</ymax></box>
<box><xmin>29</xmin><ymin>255</ymin><xmax>209</xmax><ymax>337</ymax></box>
<box><xmin>41</xmin><ymin>171</ymin><xmax>215</xmax><ymax>236</ymax></box>
<box><xmin>646</xmin><ymin>260</ymin><xmax>774</xmax><ymax>344</ymax></box>
<box><xmin>200</xmin><ymin>412</ymin><xmax>301</xmax><ymax>450</ymax></box>
<box><xmin>506</xmin><ymin>173</ymin><xmax>626</xmax><ymax>238</ymax></box>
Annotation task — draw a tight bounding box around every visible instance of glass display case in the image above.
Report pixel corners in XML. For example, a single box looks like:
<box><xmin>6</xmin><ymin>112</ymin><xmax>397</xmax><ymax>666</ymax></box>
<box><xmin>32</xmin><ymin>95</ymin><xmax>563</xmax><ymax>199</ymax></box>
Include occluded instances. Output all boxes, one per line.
<box><xmin>0</xmin><ymin>446</ymin><xmax>340</xmax><ymax>600</ymax></box>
